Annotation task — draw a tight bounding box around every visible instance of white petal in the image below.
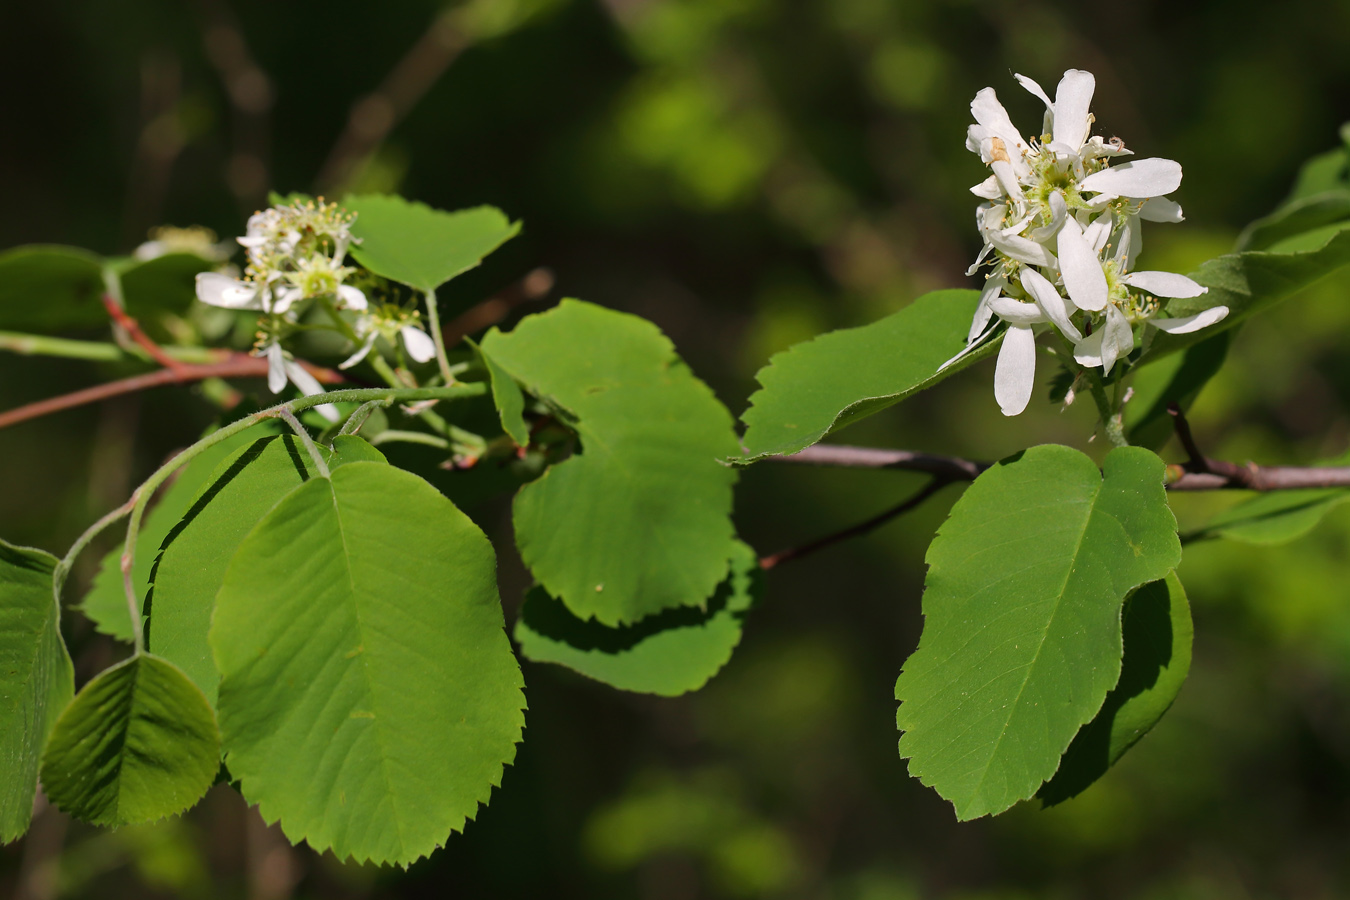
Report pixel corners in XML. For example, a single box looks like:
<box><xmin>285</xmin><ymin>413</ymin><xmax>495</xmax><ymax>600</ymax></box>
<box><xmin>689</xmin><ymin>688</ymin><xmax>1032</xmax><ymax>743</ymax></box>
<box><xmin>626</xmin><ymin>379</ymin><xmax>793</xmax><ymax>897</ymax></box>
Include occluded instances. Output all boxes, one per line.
<box><xmin>1078</xmin><ymin>158</ymin><xmax>1183</xmax><ymax>199</ymax></box>
<box><xmin>989</xmin><ymin>157</ymin><xmax>1023</xmax><ymax>201</ymax></box>
<box><xmin>401</xmin><ymin>325</ymin><xmax>438</xmax><ymax>363</ymax></box>
<box><xmin>1027</xmin><ymin>191</ymin><xmax>1068</xmax><ymax>243</ymax></box>
<box><xmin>266</xmin><ymin>343</ymin><xmax>287</xmax><ymax>394</ymax></box>
<box><xmin>1139</xmin><ymin>196</ymin><xmax>1184</xmax><ymax>223</ymax></box>
<box><xmin>1015</xmin><ymin>73</ymin><xmax>1053</xmax><ymax>111</ymax></box>
<box><xmin>1046</xmin><ymin>141</ymin><xmax>1080</xmax><ymax>158</ymax></box>
<box><xmin>994</xmin><ymin>325</ymin><xmax>1038</xmax><ymax>417</ymax></box>
<box><xmin>990</xmin><ymin>295</ymin><xmax>1047</xmax><ymax>327</ymax></box>
<box><xmin>1123</xmin><ymin>271</ymin><xmax>1208</xmax><ymax>298</ymax></box>
<box><xmin>1118</xmin><ymin>216</ymin><xmax>1143</xmax><ymax>270</ymax></box>
<box><xmin>1083</xmin><ymin>212</ymin><xmax>1112</xmax><ymax>254</ymax></box>
<box><xmin>284</xmin><ymin>360</ymin><xmax>339</xmax><ymax>422</ymax></box>
<box><xmin>970</xmin><ymin>88</ymin><xmax>1029</xmax><ymax>175</ymax></box>
<box><xmin>1052</xmin><ymin>69</ymin><xmax>1095</xmax><ymax>151</ymax></box>
<box><xmin>1073</xmin><ymin>330</ymin><xmax>1104</xmax><ymax>368</ymax></box>
<box><xmin>1057</xmin><ymin>218</ymin><xmax>1109</xmax><ymax>311</ymax></box>
<box><xmin>269</xmin><ymin>285</ymin><xmax>301</xmax><ymax>315</ymax></box>
<box><xmin>1151</xmin><ymin>306</ymin><xmax>1229</xmax><ymax>334</ymax></box>
<box><xmin>970</xmin><ymin>175</ymin><xmax>1003</xmax><ymax>199</ymax></box>
<box><xmin>1020</xmin><ymin>267</ymin><xmax>1082</xmax><ymax>342</ymax></box>
<box><xmin>989</xmin><ymin>231</ymin><xmax>1058</xmax><ymax>268</ymax></box>
<box><xmin>339</xmin><ymin>335</ymin><xmax>377</xmax><ymax>369</ymax></box>
<box><xmin>968</xmin><ymin>276</ymin><xmax>1006</xmax><ymax>343</ymax></box>
<box><xmin>1099</xmin><ymin>304</ymin><xmax>1134</xmax><ymax>375</ymax></box>
<box><xmin>966</xmin><ymin>240</ymin><xmax>994</xmax><ymax>276</ymax></box>
<box><xmin>1083</xmin><ymin>135</ymin><xmax>1133</xmax><ymax>159</ymax></box>
<box><xmin>196</xmin><ymin>272</ymin><xmax>260</xmax><ymax>309</ymax></box>
<box><xmin>337</xmin><ymin>284</ymin><xmax>367</xmax><ymax>311</ymax></box>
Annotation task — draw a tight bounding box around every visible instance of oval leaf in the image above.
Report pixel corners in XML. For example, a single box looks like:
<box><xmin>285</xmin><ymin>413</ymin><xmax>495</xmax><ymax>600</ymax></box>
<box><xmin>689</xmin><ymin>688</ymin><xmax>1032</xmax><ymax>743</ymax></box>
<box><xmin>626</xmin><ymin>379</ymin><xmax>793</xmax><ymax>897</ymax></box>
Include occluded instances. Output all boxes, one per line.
<box><xmin>514</xmin><ymin>541</ymin><xmax>761</xmax><ymax>696</ymax></box>
<box><xmin>738</xmin><ymin>289</ymin><xmax>986</xmax><ymax>461</ymax></box>
<box><xmin>895</xmin><ymin>445</ymin><xmax>1180</xmax><ymax>820</ymax></box>
<box><xmin>41</xmin><ymin>654</ymin><xmax>220</xmax><ymax>827</ymax></box>
<box><xmin>1</xmin><ymin>541</ymin><xmax>74</xmax><ymax>842</ymax></box>
<box><xmin>345</xmin><ymin>194</ymin><xmax>520</xmax><ymax>294</ymax></box>
<box><xmin>481</xmin><ymin>300</ymin><xmax>740</xmax><ymax>626</ymax></box>
<box><xmin>1039</xmin><ymin>572</ymin><xmax>1193</xmax><ymax>805</ymax></box>
<box><xmin>211</xmin><ymin>462</ymin><xmax>526</xmax><ymax>866</ymax></box>
<box><xmin>145</xmin><ymin>434</ymin><xmax>384</xmax><ymax>703</ymax></box>
<box><xmin>0</xmin><ymin>245</ymin><xmax>107</xmax><ymax>331</ymax></box>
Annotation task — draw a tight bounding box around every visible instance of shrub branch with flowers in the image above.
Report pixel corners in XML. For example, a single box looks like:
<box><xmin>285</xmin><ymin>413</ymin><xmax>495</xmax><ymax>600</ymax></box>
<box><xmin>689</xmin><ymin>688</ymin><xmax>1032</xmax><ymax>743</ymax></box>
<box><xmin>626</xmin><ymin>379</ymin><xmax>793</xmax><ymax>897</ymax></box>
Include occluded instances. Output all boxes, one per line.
<box><xmin>4</xmin><ymin>68</ymin><xmax>1350</xmax><ymax>863</ymax></box>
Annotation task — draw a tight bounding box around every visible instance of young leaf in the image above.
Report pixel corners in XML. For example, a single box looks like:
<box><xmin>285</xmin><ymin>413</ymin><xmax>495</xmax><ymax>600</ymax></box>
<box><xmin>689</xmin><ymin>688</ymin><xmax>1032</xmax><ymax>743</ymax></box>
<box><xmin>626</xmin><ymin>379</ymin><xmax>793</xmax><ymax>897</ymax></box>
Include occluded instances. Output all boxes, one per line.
<box><xmin>1125</xmin><ymin>332</ymin><xmax>1231</xmax><ymax>450</ymax></box>
<box><xmin>1038</xmin><ymin>572</ymin><xmax>1193</xmax><ymax>805</ymax></box>
<box><xmin>477</xmin><ymin>341</ymin><xmax>531</xmax><ymax>446</ymax></box>
<box><xmin>211</xmin><ymin>462</ymin><xmax>526</xmax><ymax>866</ymax></box>
<box><xmin>1186</xmin><ymin>487</ymin><xmax>1350</xmax><ymax>545</ymax></box>
<box><xmin>0</xmin><ymin>245</ymin><xmax>107</xmax><ymax>331</ymax></box>
<box><xmin>514</xmin><ymin>541</ymin><xmax>761</xmax><ymax>696</ymax></box>
<box><xmin>0</xmin><ymin>541</ymin><xmax>74</xmax><ymax>842</ymax></box>
<box><xmin>481</xmin><ymin>300</ymin><xmax>740</xmax><ymax>626</ymax></box>
<box><xmin>82</xmin><ymin>422</ymin><xmax>280</xmax><ymax>642</ymax></box>
<box><xmin>40</xmin><ymin>654</ymin><xmax>220</xmax><ymax>827</ymax></box>
<box><xmin>738</xmin><ymin>289</ymin><xmax>986</xmax><ymax>462</ymax></box>
<box><xmin>345</xmin><ymin>194</ymin><xmax>520</xmax><ymax>294</ymax></box>
<box><xmin>146</xmin><ymin>434</ymin><xmax>383</xmax><ymax>703</ymax></box>
<box><xmin>895</xmin><ymin>445</ymin><xmax>1180</xmax><ymax>820</ymax></box>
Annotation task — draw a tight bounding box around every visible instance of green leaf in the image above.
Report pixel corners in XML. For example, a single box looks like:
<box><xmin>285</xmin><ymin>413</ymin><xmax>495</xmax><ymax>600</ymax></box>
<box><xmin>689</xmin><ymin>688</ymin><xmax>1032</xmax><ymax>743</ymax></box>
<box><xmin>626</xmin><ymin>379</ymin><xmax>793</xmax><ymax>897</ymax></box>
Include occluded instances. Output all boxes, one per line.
<box><xmin>895</xmin><ymin>445</ymin><xmax>1180</xmax><ymax>820</ymax></box>
<box><xmin>1146</xmin><ymin>229</ymin><xmax>1350</xmax><ymax>360</ymax></box>
<box><xmin>82</xmin><ymin>423</ymin><xmax>280</xmax><ymax>642</ymax></box>
<box><xmin>0</xmin><ymin>541</ymin><xmax>74</xmax><ymax>842</ymax></box>
<box><xmin>145</xmin><ymin>434</ymin><xmax>382</xmax><ymax>703</ymax></box>
<box><xmin>1125</xmin><ymin>332</ymin><xmax>1231</xmax><ymax>450</ymax></box>
<box><xmin>120</xmin><ymin>252</ymin><xmax>216</xmax><ymax>320</ymax></box>
<box><xmin>1236</xmin><ymin>191</ymin><xmax>1350</xmax><ymax>253</ymax></box>
<box><xmin>345</xmin><ymin>194</ymin><xmax>520</xmax><ymax>294</ymax></box>
<box><xmin>0</xmin><ymin>245</ymin><xmax>107</xmax><ymax>331</ymax></box>
<box><xmin>738</xmin><ymin>289</ymin><xmax>987</xmax><ymax>461</ymax></box>
<box><xmin>211</xmin><ymin>462</ymin><xmax>525</xmax><ymax>866</ymax></box>
<box><xmin>481</xmin><ymin>300</ymin><xmax>740</xmax><ymax>625</ymax></box>
<box><xmin>514</xmin><ymin>541</ymin><xmax>761</xmax><ymax>696</ymax></box>
<box><xmin>1038</xmin><ymin>572</ymin><xmax>1193</xmax><ymax>805</ymax></box>
<box><xmin>477</xmin><ymin>340</ymin><xmax>530</xmax><ymax>446</ymax></box>
<box><xmin>1186</xmin><ymin>486</ymin><xmax>1350</xmax><ymax>545</ymax></box>
<box><xmin>40</xmin><ymin>654</ymin><xmax>220</xmax><ymax>827</ymax></box>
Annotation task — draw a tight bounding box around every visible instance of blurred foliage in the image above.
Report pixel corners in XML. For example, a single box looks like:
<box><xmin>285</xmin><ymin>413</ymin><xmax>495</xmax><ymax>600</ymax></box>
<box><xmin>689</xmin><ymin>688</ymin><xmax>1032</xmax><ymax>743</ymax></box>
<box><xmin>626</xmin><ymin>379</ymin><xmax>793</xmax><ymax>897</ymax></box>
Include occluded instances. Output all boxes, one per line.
<box><xmin>3</xmin><ymin>0</ymin><xmax>1350</xmax><ymax>897</ymax></box>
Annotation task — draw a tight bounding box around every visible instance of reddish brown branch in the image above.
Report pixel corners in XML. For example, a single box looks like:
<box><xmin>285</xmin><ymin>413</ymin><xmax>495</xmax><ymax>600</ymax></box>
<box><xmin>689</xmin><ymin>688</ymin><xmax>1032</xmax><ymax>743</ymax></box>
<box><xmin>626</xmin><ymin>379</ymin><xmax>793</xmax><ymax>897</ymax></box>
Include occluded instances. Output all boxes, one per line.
<box><xmin>0</xmin><ymin>355</ymin><xmax>344</xmax><ymax>432</ymax></box>
<box><xmin>760</xmin><ymin>477</ymin><xmax>953</xmax><ymax>570</ymax></box>
<box><xmin>102</xmin><ymin>295</ymin><xmax>189</xmax><ymax>373</ymax></box>
<box><xmin>441</xmin><ymin>267</ymin><xmax>555</xmax><ymax>347</ymax></box>
<box><xmin>771</xmin><ymin>443</ymin><xmax>1350</xmax><ymax>491</ymax></box>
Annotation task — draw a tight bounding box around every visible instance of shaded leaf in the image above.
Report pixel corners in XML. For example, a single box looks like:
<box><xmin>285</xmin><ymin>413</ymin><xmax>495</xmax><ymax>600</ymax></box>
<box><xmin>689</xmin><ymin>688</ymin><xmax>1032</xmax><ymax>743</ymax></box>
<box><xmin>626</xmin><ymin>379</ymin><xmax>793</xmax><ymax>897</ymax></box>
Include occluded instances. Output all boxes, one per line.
<box><xmin>345</xmin><ymin>194</ymin><xmax>520</xmax><ymax>294</ymax></box>
<box><xmin>0</xmin><ymin>245</ymin><xmax>107</xmax><ymax>331</ymax></box>
<box><xmin>1039</xmin><ymin>572</ymin><xmax>1193</xmax><ymax>806</ymax></box>
<box><xmin>0</xmin><ymin>541</ymin><xmax>74</xmax><ymax>842</ymax></box>
<box><xmin>895</xmin><ymin>445</ymin><xmax>1180</xmax><ymax>820</ymax></box>
<box><xmin>477</xmin><ymin>340</ymin><xmax>530</xmax><ymax>446</ymax></box>
<box><xmin>738</xmin><ymin>289</ymin><xmax>987</xmax><ymax>461</ymax></box>
<box><xmin>212</xmin><ymin>462</ymin><xmax>526</xmax><ymax>866</ymax></box>
<box><xmin>481</xmin><ymin>300</ymin><xmax>740</xmax><ymax>625</ymax></box>
<box><xmin>1126</xmin><ymin>332</ymin><xmax>1231</xmax><ymax>450</ymax></box>
<box><xmin>40</xmin><ymin>654</ymin><xmax>219</xmax><ymax>827</ymax></box>
<box><xmin>120</xmin><ymin>252</ymin><xmax>216</xmax><ymax>320</ymax></box>
<box><xmin>146</xmin><ymin>434</ymin><xmax>383</xmax><ymax>703</ymax></box>
<box><xmin>515</xmin><ymin>541</ymin><xmax>760</xmax><ymax>696</ymax></box>
<box><xmin>82</xmin><ymin>422</ymin><xmax>280</xmax><ymax>642</ymax></box>
<box><xmin>1186</xmin><ymin>486</ymin><xmax>1350</xmax><ymax>545</ymax></box>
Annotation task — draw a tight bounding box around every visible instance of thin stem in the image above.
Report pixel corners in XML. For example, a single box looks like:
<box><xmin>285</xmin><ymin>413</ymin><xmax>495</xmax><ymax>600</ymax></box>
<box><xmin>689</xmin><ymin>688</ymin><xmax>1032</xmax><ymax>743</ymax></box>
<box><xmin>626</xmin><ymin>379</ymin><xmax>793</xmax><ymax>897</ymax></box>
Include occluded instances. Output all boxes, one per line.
<box><xmin>278</xmin><ymin>407</ymin><xmax>329</xmax><ymax>478</ymax></box>
<box><xmin>338</xmin><ymin>399</ymin><xmax>390</xmax><ymax>436</ymax></box>
<box><xmin>0</xmin><ymin>330</ymin><xmax>222</xmax><ymax>364</ymax></box>
<box><xmin>371</xmin><ymin>429</ymin><xmax>451</xmax><ymax>449</ymax></box>
<box><xmin>423</xmin><ymin>288</ymin><xmax>455</xmax><ymax>385</ymax></box>
<box><xmin>101</xmin><ymin>294</ymin><xmax>188</xmax><ymax>373</ymax></box>
<box><xmin>759</xmin><ymin>477</ymin><xmax>953</xmax><ymax>569</ymax></box>
<box><xmin>369</xmin><ymin>352</ymin><xmax>453</xmax><ymax>435</ymax></box>
<box><xmin>52</xmin><ymin>495</ymin><xmax>140</xmax><ymax>611</ymax></box>
<box><xmin>1085</xmin><ymin>372</ymin><xmax>1127</xmax><ymax>447</ymax></box>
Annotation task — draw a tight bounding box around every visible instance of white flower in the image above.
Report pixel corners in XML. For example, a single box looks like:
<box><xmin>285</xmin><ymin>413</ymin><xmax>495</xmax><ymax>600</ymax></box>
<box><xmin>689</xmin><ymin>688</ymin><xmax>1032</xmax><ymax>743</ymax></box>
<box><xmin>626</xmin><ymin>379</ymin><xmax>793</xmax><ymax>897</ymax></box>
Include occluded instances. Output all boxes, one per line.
<box><xmin>337</xmin><ymin>312</ymin><xmax>438</xmax><ymax>370</ymax></box>
<box><xmin>264</xmin><ymin>342</ymin><xmax>338</xmax><ymax>422</ymax></box>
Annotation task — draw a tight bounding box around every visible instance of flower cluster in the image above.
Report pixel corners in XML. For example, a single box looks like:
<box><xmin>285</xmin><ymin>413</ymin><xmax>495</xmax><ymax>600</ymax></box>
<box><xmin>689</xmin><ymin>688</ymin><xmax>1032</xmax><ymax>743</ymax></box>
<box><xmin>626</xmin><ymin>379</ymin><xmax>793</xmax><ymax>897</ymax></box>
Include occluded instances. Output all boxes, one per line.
<box><xmin>194</xmin><ymin>199</ymin><xmax>438</xmax><ymax>417</ymax></box>
<box><xmin>949</xmin><ymin>69</ymin><xmax>1229</xmax><ymax>416</ymax></box>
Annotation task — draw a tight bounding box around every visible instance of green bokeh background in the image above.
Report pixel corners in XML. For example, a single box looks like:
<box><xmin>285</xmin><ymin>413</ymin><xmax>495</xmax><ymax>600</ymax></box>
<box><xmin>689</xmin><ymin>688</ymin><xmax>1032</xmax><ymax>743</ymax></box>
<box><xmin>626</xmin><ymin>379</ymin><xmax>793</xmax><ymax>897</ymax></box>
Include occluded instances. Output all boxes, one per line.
<box><xmin>4</xmin><ymin>0</ymin><xmax>1350</xmax><ymax>897</ymax></box>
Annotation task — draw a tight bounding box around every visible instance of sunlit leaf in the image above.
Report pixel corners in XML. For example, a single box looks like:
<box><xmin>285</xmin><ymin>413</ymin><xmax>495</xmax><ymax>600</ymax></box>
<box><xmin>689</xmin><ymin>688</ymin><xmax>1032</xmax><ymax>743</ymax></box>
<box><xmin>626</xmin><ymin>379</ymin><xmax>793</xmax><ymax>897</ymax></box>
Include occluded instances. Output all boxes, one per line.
<box><xmin>481</xmin><ymin>300</ymin><xmax>740</xmax><ymax>625</ymax></box>
<box><xmin>211</xmin><ymin>462</ymin><xmax>526</xmax><ymax>865</ymax></box>
<box><xmin>895</xmin><ymin>445</ymin><xmax>1180</xmax><ymax>820</ymax></box>
<box><xmin>1039</xmin><ymin>572</ymin><xmax>1193</xmax><ymax>805</ymax></box>
<box><xmin>477</xmin><ymin>340</ymin><xmax>530</xmax><ymax>446</ymax></box>
<box><xmin>41</xmin><ymin>654</ymin><xmax>219</xmax><ymax>827</ymax></box>
<box><xmin>738</xmin><ymin>289</ymin><xmax>987</xmax><ymax>461</ymax></box>
<box><xmin>515</xmin><ymin>541</ymin><xmax>760</xmax><ymax>696</ymax></box>
<box><xmin>0</xmin><ymin>541</ymin><xmax>74</xmax><ymax>842</ymax></box>
<box><xmin>0</xmin><ymin>245</ymin><xmax>107</xmax><ymax>331</ymax></box>
<box><xmin>146</xmin><ymin>434</ymin><xmax>384</xmax><ymax>703</ymax></box>
<box><xmin>345</xmin><ymin>194</ymin><xmax>520</xmax><ymax>294</ymax></box>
